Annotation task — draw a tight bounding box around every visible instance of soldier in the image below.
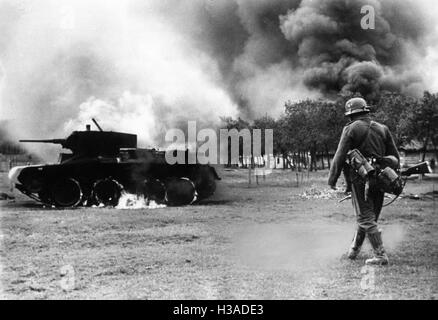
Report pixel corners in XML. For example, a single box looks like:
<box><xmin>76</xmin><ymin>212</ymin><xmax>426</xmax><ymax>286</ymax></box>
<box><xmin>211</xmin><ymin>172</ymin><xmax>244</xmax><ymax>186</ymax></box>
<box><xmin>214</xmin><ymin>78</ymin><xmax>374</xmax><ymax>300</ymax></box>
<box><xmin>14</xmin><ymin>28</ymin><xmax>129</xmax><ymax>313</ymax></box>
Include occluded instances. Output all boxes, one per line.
<box><xmin>328</xmin><ymin>98</ymin><xmax>399</xmax><ymax>265</ymax></box>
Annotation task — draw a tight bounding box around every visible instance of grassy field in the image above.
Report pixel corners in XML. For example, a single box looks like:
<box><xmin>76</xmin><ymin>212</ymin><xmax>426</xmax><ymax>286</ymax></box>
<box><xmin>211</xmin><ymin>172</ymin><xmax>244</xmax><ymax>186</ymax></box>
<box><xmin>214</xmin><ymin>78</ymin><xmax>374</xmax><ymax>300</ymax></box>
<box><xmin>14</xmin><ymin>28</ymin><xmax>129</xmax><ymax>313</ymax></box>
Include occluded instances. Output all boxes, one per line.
<box><xmin>0</xmin><ymin>168</ymin><xmax>437</xmax><ymax>299</ymax></box>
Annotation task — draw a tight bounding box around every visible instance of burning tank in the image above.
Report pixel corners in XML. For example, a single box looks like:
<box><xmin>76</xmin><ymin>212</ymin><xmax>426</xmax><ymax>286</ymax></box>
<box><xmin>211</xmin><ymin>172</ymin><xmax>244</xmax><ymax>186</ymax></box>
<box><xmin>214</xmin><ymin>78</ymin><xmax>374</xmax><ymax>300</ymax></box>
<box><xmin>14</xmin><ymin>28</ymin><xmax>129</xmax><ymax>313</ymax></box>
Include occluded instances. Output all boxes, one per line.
<box><xmin>8</xmin><ymin>119</ymin><xmax>220</xmax><ymax>207</ymax></box>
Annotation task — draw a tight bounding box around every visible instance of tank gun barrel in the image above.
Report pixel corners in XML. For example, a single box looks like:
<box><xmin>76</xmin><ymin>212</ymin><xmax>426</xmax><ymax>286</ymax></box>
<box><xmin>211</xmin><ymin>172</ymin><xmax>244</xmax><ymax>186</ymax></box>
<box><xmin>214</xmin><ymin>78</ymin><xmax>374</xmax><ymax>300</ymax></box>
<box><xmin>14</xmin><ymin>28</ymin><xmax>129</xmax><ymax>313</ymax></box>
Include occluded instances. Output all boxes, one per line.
<box><xmin>19</xmin><ymin>139</ymin><xmax>66</xmax><ymax>145</ymax></box>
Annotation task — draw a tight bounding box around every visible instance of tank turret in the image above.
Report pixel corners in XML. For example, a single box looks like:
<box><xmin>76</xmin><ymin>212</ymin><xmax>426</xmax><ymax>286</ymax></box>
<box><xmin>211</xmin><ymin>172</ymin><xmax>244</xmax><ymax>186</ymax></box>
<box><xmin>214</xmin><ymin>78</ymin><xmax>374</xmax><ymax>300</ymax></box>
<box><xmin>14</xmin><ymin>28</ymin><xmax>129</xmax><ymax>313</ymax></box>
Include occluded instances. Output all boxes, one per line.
<box><xmin>19</xmin><ymin>119</ymin><xmax>137</xmax><ymax>160</ymax></box>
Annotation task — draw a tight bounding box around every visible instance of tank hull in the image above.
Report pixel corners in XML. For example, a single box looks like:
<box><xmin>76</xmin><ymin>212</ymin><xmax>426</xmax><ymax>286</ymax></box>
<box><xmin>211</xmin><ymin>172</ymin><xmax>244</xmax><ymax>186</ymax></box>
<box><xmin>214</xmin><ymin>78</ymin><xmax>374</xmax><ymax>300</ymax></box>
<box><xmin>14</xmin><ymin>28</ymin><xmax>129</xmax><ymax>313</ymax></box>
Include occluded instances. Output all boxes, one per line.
<box><xmin>12</xmin><ymin>125</ymin><xmax>219</xmax><ymax>207</ymax></box>
<box><xmin>10</xmin><ymin>159</ymin><xmax>219</xmax><ymax>207</ymax></box>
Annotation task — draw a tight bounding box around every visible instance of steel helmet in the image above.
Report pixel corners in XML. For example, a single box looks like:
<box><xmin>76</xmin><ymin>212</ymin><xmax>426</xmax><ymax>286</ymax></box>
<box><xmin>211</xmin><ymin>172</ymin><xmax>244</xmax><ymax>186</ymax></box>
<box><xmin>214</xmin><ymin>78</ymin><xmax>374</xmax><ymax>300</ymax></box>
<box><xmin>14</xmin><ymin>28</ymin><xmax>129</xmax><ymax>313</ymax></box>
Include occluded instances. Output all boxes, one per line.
<box><xmin>345</xmin><ymin>98</ymin><xmax>370</xmax><ymax>116</ymax></box>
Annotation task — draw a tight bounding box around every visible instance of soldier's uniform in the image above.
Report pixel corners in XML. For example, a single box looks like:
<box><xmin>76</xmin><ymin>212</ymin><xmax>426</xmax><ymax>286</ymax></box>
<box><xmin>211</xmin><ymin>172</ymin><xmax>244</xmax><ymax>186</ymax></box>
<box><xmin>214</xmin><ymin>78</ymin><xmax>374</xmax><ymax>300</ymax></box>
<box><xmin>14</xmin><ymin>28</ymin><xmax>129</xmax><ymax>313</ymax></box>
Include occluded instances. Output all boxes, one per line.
<box><xmin>328</xmin><ymin>98</ymin><xmax>399</xmax><ymax>265</ymax></box>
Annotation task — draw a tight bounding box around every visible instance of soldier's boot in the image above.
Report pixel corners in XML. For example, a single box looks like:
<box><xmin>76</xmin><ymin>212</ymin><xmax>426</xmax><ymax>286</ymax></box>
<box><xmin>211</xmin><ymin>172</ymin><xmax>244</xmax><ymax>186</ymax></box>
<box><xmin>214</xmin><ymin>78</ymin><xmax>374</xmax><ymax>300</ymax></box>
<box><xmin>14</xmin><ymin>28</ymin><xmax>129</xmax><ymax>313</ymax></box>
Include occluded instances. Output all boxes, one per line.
<box><xmin>347</xmin><ymin>229</ymin><xmax>366</xmax><ymax>260</ymax></box>
<box><xmin>365</xmin><ymin>231</ymin><xmax>389</xmax><ymax>266</ymax></box>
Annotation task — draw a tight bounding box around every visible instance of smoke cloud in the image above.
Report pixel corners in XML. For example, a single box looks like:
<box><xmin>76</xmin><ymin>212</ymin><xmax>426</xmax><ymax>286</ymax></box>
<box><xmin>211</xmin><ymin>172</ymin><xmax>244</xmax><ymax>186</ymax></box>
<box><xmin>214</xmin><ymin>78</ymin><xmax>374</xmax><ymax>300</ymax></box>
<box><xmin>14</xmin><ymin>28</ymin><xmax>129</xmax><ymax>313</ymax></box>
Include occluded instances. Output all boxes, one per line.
<box><xmin>0</xmin><ymin>0</ymin><xmax>437</xmax><ymax>159</ymax></box>
<box><xmin>279</xmin><ymin>0</ymin><xmax>431</xmax><ymax>99</ymax></box>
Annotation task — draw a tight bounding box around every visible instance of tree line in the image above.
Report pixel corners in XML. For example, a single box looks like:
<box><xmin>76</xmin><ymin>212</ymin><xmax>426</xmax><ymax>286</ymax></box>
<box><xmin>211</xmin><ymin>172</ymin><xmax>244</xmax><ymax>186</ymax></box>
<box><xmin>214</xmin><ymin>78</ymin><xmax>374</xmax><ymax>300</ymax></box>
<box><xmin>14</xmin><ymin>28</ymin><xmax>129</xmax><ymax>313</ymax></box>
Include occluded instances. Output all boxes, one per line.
<box><xmin>221</xmin><ymin>91</ymin><xmax>438</xmax><ymax>170</ymax></box>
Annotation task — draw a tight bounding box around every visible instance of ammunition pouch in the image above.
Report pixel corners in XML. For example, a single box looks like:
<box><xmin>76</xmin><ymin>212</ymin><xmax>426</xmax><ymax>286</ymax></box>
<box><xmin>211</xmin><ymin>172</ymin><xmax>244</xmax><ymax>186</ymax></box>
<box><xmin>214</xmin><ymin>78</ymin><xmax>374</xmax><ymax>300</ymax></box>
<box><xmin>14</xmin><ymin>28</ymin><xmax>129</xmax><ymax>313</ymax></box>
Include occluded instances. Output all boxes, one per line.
<box><xmin>377</xmin><ymin>167</ymin><xmax>404</xmax><ymax>196</ymax></box>
<box><xmin>347</xmin><ymin>149</ymin><xmax>375</xmax><ymax>179</ymax></box>
<box><xmin>347</xmin><ymin>149</ymin><xmax>404</xmax><ymax>196</ymax></box>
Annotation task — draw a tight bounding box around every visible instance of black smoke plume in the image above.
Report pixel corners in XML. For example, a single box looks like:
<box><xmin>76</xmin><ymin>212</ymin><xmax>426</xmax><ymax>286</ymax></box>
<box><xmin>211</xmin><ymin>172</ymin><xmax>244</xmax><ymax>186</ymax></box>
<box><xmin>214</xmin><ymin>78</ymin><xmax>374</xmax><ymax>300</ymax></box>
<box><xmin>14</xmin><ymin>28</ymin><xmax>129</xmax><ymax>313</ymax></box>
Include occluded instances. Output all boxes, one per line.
<box><xmin>162</xmin><ymin>0</ymin><xmax>430</xmax><ymax>113</ymax></box>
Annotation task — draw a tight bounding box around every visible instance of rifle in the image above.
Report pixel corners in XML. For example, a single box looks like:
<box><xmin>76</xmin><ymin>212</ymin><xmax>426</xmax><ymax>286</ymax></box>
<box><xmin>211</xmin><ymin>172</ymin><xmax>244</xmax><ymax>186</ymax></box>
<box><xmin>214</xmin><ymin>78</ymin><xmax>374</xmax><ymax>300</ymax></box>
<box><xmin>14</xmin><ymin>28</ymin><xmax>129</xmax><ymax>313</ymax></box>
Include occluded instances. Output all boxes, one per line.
<box><xmin>338</xmin><ymin>161</ymin><xmax>432</xmax><ymax>205</ymax></box>
<box><xmin>400</xmin><ymin>161</ymin><xmax>431</xmax><ymax>177</ymax></box>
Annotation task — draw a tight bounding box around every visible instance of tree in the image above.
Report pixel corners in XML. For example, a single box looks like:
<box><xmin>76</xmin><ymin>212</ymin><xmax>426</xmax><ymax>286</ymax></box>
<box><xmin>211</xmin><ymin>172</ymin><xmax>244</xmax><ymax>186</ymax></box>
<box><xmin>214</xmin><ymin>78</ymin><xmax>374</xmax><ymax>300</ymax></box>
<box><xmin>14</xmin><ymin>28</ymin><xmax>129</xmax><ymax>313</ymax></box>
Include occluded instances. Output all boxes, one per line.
<box><xmin>399</xmin><ymin>91</ymin><xmax>438</xmax><ymax>161</ymax></box>
<box><xmin>319</xmin><ymin>99</ymin><xmax>345</xmax><ymax>168</ymax></box>
<box><xmin>283</xmin><ymin>99</ymin><xmax>345</xmax><ymax>171</ymax></box>
<box><xmin>373</xmin><ymin>91</ymin><xmax>419</xmax><ymax>146</ymax></box>
<box><xmin>252</xmin><ymin>115</ymin><xmax>277</xmax><ymax>156</ymax></box>
<box><xmin>219</xmin><ymin>117</ymin><xmax>251</xmax><ymax>167</ymax></box>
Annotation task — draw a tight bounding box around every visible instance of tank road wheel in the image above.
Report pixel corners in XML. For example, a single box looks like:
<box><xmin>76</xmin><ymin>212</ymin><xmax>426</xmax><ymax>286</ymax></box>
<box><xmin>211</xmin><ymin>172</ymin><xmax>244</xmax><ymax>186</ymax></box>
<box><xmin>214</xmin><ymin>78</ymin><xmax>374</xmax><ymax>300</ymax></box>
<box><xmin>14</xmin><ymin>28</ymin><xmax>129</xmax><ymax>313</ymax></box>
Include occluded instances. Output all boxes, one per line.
<box><xmin>93</xmin><ymin>178</ymin><xmax>123</xmax><ymax>207</ymax></box>
<box><xmin>192</xmin><ymin>166</ymin><xmax>217</xmax><ymax>200</ymax></box>
<box><xmin>165</xmin><ymin>178</ymin><xmax>197</xmax><ymax>206</ymax></box>
<box><xmin>24</xmin><ymin>176</ymin><xmax>44</xmax><ymax>194</ymax></box>
<box><xmin>38</xmin><ymin>188</ymin><xmax>53</xmax><ymax>205</ymax></box>
<box><xmin>51</xmin><ymin>178</ymin><xmax>83</xmax><ymax>207</ymax></box>
<box><xmin>143</xmin><ymin>179</ymin><xmax>166</xmax><ymax>203</ymax></box>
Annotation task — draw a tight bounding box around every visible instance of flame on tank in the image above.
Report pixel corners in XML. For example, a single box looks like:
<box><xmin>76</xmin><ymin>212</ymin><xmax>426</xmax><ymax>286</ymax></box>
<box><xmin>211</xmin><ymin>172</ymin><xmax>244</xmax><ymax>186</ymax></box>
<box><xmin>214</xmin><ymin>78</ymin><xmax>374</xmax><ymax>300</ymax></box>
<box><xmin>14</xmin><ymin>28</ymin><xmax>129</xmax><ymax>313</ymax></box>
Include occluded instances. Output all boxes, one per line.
<box><xmin>115</xmin><ymin>193</ymin><xmax>166</xmax><ymax>210</ymax></box>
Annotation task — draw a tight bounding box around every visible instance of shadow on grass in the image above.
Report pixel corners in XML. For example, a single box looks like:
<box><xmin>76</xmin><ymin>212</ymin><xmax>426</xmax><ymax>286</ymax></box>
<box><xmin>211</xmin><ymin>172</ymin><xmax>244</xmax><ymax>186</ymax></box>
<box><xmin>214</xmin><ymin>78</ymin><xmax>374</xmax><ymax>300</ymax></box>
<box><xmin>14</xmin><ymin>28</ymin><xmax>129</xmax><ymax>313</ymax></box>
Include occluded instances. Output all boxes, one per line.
<box><xmin>195</xmin><ymin>199</ymin><xmax>234</xmax><ymax>206</ymax></box>
<box><xmin>0</xmin><ymin>200</ymin><xmax>84</xmax><ymax>211</ymax></box>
